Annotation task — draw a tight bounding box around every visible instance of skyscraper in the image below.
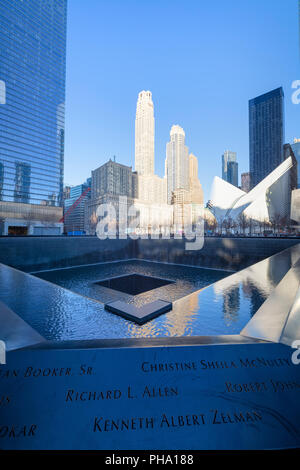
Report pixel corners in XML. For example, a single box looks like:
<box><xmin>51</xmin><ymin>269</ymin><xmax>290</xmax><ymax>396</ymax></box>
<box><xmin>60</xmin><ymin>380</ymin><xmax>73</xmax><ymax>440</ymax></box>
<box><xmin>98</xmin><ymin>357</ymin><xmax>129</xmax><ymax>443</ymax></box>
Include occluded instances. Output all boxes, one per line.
<box><xmin>135</xmin><ymin>91</ymin><xmax>155</xmax><ymax>175</ymax></box>
<box><xmin>85</xmin><ymin>159</ymin><xmax>137</xmax><ymax>235</ymax></box>
<box><xmin>64</xmin><ymin>179</ymin><xmax>91</xmax><ymax>234</ymax></box>
<box><xmin>249</xmin><ymin>87</ymin><xmax>285</xmax><ymax>189</ymax></box>
<box><xmin>137</xmin><ymin>174</ymin><xmax>167</xmax><ymax>205</ymax></box>
<box><xmin>241</xmin><ymin>172</ymin><xmax>251</xmax><ymax>193</ymax></box>
<box><xmin>222</xmin><ymin>151</ymin><xmax>238</xmax><ymax>187</ymax></box>
<box><xmin>0</xmin><ymin>0</ymin><xmax>67</xmax><ymax>235</ymax></box>
<box><xmin>227</xmin><ymin>161</ymin><xmax>238</xmax><ymax>188</ymax></box>
<box><xmin>189</xmin><ymin>153</ymin><xmax>203</xmax><ymax>204</ymax></box>
<box><xmin>134</xmin><ymin>90</ymin><xmax>167</xmax><ymax>204</ymax></box>
<box><xmin>91</xmin><ymin>159</ymin><xmax>135</xmax><ymax>200</ymax></box>
<box><xmin>166</xmin><ymin>125</ymin><xmax>189</xmax><ymax>203</ymax></box>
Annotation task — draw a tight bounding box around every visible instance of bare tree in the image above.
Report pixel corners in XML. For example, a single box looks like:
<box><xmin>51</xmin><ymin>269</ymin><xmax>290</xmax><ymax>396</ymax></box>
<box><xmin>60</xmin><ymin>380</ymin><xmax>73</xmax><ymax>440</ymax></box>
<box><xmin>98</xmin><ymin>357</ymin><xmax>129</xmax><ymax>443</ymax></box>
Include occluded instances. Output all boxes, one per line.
<box><xmin>237</xmin><ymin>213</ymin><xmax>249</xmax><ymax>235</ymax></box>
<box><xmin>204</xmin><ymin>214</ymin><xmax>217</xmax><ymax>234</ymax></box>
<box><xmin>223</xmin><ymin>216</ymin><xmax>234</xmax><ymax>235</ymax></box>
<box><xmin>280</xmin><ymin>215</ymin><xmax>289</xmax><ymax>233</ymax></box>
<box><xmin>208</xmin><ymin>218</ymin><xmax>217</xmax><ymax>234</ymax></box>
<box><xmin>217</xmin><ymin>215</ymin><xmax>225</xmax><ymax>235</ymax></box>
<box><xmin>270</xmin><ymin>213</ymin><xmax>282</xmax><ymax>235</ymax></box>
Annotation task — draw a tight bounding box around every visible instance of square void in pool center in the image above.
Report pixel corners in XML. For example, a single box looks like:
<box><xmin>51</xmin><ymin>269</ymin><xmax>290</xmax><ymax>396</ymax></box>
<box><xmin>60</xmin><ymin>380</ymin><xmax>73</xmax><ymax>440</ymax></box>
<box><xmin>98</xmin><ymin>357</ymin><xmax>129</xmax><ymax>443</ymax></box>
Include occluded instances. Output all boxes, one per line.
<box><xmin>95</xmin><ymin>273</ymin><xmax>175</xmax><ymax>295</ymax></box>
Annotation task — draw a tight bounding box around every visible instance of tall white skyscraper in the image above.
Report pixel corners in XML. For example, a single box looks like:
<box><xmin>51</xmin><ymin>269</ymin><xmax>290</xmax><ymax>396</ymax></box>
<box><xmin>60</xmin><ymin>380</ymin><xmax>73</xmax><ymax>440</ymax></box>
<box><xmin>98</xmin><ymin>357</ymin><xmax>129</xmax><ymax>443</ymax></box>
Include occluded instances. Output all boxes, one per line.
<box><xmin>135</xmin><ymin>90</ymin><xmax>154</xmax><ymax>175</ymax></box>
<box><xmin>166</xmin><ymin>125</ymin><xmax>189</xmax><ymax>203</ymax></box>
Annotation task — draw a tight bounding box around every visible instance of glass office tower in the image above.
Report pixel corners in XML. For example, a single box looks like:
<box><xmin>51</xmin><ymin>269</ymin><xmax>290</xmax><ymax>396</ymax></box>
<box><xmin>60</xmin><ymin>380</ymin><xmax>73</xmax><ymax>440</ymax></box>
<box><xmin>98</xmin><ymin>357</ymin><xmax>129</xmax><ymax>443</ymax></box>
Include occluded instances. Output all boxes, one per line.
<box><xmin>227</xmin><ymin>160</ymin><xmax>238</xmax><ymax>187</ymax></box>
<box><xmin>0</xmin><ymin>0</ymin><xmax>67</xmax><ymax>209</ymax></box>
<box><xmin>222</xmin><ymin>150</ymin><xmax>238</xmax><ymax>187</ymax></box>
<box><xmin>64</xmin><ymin>179</ymin><xmax>91</xmax><ymax>234</ymax></box>
<box><xmin>249</xmin><ymin>87</ymin><xmax>284</xmax><ymax>189</ymax></box>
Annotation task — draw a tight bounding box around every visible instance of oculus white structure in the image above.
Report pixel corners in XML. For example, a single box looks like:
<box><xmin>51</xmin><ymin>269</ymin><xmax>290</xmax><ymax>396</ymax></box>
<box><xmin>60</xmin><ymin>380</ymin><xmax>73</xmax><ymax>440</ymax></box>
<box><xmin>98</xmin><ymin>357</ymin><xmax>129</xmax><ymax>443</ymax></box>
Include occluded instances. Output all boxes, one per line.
<box><xmin>209</xmin><ymin>157</ymin><xmax>293</xmax><ymax>223</ymax></box>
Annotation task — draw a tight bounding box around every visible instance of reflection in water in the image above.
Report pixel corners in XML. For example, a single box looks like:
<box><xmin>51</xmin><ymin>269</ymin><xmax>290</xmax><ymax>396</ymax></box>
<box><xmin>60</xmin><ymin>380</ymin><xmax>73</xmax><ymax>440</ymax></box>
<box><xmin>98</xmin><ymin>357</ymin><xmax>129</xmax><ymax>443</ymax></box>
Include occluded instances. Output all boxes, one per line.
<box><xmin>213</xmin><ymin>253</ymin><xmax>293</xmax><ymax>323</ymax></box>
<box><xmin>165</xmin><ymin>294</ymin><xmax>201</xmax><ymax>337</ymax></box>
<box><xmin>0</xmin><ymin>246</ymin><xmax>297</xmax><ymax>341</ymax></box>
<box><xmin>127</xmin><ymin>292</ymin><xmax>202</xmax><ymax>338</ymax></box>
<box><xmin>242</xmin><ymin>281</ymin><xmax>268</xmax><ymax>317</ymax></box>
<box><xmin>34</xmin><ymin>260</ymin><xmax>227</xmax><ymax>309</ymax></box>
<box><xmin>222</xmin><ymin>285</ymin><xmax>240</xmax><ymax>324</ymax></box>
<box><xmin>32</xmin><ymin>260</ymin><xmax>227</xmax><ymax>339</ymax></box>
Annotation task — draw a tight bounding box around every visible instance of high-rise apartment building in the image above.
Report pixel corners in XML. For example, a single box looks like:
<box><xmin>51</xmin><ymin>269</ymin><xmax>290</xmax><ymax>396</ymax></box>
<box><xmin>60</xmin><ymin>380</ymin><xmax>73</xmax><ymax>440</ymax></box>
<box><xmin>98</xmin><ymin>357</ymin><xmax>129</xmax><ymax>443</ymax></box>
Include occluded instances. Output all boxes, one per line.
<box><xmin>227</xmin><ymin>161</ymin><xmax>238</xmax><ymax>188</ymax></box>
<box><xmin>64</xmin><ymin>179</ymin><xmax>91</xmax><ymax>234</ymax></box>
<box><xmin>63</xmin><ymin>185</ymin><xmax>71</xmax><ymax>202</ymax></box>
<box><xmin>222</xmin><ymin>151</ymin><xmax>238</xmax><ymax>187</ymax></box>
<box><xmin>249</xmin><ymin>87</ymin><xmax>285</xmax><ymax>189</ymax></box>
<box><xmin>171</xmin><ymin>154</ymin><xmax>204</xmax><ymax>228</ymax></box>
<box><xmin>85</xmin><ymin>159</ymin><xmax>137</xmax><ymax>235</ymax></box>
<box><xmin>134</xmin><ymin>90</ymin><xmax>166</xmax><ymax>204</ymax></box>
<box><xmin>91</xmin><ymin>159</ymin><xmax>135</xmax><ymax>200</ymax></box>
<box><xmin>0</xmin><ymin>0</ymin><xmax>67</xmax><ymax>235</ymax></box>
<box><xmin>241</xmin><ymin>172</ymin><xmax>251</xmax><ymax>193</ymax></box>
<box><xmin>166</xmin><ymin>125</ymin><xmax>189</xmax><ymax>203</ymax></box>
<box><xmin>137</xmin><ymin>174</ymin><xmax>167</xmax><ymax>205</ymax></box>
<box><xmin>189</xmin><ymin>153</ymin><xmax>203</xmax><ymax>204</ymax></box>
<box><xmin>135</xmin><ymin>91</ymin><xmax>154</xmax><ymax>175</ymax></box>
<box><xmin>171</xmin><ymin>188</ymin><xmax>192</xmax><ymax>228</ymax></box>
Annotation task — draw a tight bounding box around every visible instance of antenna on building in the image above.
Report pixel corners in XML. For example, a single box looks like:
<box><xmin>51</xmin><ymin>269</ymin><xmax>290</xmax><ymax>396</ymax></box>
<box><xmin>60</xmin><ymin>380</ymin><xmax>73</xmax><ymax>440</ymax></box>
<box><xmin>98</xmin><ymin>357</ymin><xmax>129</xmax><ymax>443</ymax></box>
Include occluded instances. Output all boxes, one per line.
<box><xmin>113</xmin><ymin>155</ymin><xmax>116</xmax><ymax>162</ymax></box>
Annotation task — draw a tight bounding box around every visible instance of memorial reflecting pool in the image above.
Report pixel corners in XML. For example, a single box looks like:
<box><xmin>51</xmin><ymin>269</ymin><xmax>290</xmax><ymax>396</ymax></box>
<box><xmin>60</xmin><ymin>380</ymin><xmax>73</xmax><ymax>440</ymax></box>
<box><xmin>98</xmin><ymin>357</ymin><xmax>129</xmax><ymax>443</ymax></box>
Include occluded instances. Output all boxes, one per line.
<box><xmin>0</xmin><ymin>241</ymin><xmax>299</xmax><ymax>451</ymax></box>
<box><xmin>0</xmin><ymin>259</ymin><xmax>273</xmax><ymax>341</ymax></box>
<box><xmin>33</xmin><ymin>260</ymin><xmax>227</xmax><ymax>307</ymax></box>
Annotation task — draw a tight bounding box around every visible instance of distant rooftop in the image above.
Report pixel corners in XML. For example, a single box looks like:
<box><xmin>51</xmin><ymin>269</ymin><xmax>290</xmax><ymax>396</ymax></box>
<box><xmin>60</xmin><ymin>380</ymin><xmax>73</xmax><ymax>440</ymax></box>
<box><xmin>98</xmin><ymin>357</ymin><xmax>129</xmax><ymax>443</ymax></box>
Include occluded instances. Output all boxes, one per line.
<box><xmin>249</xmin><ymin>86</ymin><xmax>284</xmax><ymax>105</ymax></box>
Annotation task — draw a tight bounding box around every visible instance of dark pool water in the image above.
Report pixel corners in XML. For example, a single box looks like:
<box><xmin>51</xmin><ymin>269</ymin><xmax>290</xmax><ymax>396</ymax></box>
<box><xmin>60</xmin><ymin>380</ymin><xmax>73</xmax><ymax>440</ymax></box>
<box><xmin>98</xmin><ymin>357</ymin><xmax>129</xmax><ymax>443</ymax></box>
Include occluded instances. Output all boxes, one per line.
<box><xmin>33</xmin><ymin>260</ymin><xmax>228</xmax><ymax>307</ymax></box>
<box><xmin>0</xmin><ymin>255</ymin><xmax>279</xmax><ymax>340</ymax></box>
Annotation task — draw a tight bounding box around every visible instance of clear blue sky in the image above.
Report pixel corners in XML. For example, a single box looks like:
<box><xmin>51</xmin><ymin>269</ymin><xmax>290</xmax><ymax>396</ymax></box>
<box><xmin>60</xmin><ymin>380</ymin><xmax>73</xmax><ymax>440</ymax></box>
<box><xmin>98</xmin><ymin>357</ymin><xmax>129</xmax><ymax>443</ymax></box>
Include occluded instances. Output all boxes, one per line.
<box><xmin>64</xmin><ymin>0</ymin><xmax>299</xmax><ymax>201</ymax></box>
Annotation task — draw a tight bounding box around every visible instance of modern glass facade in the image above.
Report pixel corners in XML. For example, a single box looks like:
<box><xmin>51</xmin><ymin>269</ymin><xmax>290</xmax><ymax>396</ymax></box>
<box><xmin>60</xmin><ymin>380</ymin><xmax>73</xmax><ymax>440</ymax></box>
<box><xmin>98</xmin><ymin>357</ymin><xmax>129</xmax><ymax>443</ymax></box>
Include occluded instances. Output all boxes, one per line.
<box><xmin>64</xmin><ymin>179</ymin><xmax>91</xmax><ymax>233</ymax></box>
<box><xmin>222</xmin><ymin>150</ymin><xmax>238</xmax><ymax>187</ymax></box>
<box><xmin>227</xmin><ymin>161</ymin><xmax>238</xmax><ymax>187</ymax></box>
<box><xmin>249</xmin><ymin>87</ymin><xmax>284</xmax><ymax>189</ymax></box>
<box><xmin>0</xmin><ymin>0</ymin><xmax>67</xmax><ymax>207</ymax></box>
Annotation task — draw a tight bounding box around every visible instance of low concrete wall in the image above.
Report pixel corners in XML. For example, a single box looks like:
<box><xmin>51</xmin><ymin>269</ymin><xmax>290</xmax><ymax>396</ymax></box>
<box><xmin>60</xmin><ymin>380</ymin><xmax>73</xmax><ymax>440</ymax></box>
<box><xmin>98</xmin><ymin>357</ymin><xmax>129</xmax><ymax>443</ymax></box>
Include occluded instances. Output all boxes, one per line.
<box><xmin>0</xmin><ymin>237</ymin><xmax>134</xmax><ymax>272</ymax></box>
<box><xmin>135</xmin><ymin>237</ymin><xmax>300</xmax><ymax>271</ymax></box>
<box><xmin>0</xmin><ymin>236</ymin><xmax>298</xmax><ymax>272</ymax></box>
